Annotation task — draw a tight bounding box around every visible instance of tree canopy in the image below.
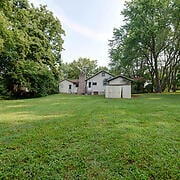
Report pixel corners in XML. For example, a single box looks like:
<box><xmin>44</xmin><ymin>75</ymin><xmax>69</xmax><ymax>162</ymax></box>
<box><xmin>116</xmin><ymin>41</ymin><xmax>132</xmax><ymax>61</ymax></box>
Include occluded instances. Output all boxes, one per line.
<box><xmin>0</xmin><ymin>0</ymin><xmax>65</xmax><ymax>97</ymax></box>
<box><xmin>60</xmin><ymin>57</ymin><xmax>109</xmax><ymax>80</ymax></box>
<box><xmin>60</xmin><ymin>57</ymin><xmax>98</xmax><ymax>79</ymax></box>
<box><xmin>109</xmin><ymin>0</ymin><xmax>180</xmax><ymax>92</ymax></box>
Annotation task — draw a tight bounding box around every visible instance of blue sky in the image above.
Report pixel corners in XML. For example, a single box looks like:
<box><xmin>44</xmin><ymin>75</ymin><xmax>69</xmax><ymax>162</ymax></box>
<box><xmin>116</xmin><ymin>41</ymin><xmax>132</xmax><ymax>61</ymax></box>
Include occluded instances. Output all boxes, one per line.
<box><xmin>28</xmin><ymin>0</ymin><xmax>127</xmax><ymax>66</ymax></box>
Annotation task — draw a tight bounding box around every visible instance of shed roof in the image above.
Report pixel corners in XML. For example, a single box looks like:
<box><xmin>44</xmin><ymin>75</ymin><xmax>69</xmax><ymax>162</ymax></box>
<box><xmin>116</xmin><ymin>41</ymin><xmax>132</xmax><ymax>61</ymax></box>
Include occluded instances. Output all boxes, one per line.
<box><xmin>107</xmin><ymin>75</ymin><xmax>133</xmax><ymax>82</ymax></box>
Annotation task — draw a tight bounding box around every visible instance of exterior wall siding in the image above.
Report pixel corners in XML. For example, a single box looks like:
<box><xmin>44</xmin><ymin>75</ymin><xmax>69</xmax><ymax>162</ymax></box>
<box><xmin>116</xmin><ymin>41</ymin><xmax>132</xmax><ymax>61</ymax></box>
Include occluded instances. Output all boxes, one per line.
<box><xmin>86</xmin><ymin>72</ymin><xmax>113</xmax><ymax>95</ymax></box>
<box><xmin>59</xmin><ymin>80</ymin><xmax>78</xmax><ymax>94</ymax></box>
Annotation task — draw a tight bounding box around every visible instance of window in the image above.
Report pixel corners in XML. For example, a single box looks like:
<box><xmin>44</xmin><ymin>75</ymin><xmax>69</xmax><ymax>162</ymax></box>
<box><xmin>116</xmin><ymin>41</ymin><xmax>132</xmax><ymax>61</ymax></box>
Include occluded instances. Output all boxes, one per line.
<box><xmin>69</xmin><ymin>85</ymin><xmax>72</xmax><ymax>89</ymax></box>
<box><xmin>103</xmin><ymin>79</ymin><xmax>108</xmax><ymax>85</ymax></box>
<box><xmin>76</xmin><ymin>84</ymin><xmax>79</xmax><ymax>87</ymax></box>
<box><xmin>93</xmin><ymin>82</ymin><xmax>97</xmax><ymax>85</ymax></box>
<box><xmin>88</xmin><ymin>82</ymin><xmax>91</xmax><ymax>88</ymax></box>
<box><xmin>102</xmin><ymin>72</ymin><xmax>105</xmax><ymax>77</ymax></box>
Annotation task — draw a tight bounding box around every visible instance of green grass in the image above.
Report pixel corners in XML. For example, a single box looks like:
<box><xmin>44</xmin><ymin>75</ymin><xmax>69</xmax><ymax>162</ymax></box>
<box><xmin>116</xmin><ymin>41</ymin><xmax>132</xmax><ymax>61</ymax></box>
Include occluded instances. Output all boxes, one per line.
<box><xmin>0</xmin><ymin>93</ymin><xmax>179</xmax><ymax>179</ymax></box>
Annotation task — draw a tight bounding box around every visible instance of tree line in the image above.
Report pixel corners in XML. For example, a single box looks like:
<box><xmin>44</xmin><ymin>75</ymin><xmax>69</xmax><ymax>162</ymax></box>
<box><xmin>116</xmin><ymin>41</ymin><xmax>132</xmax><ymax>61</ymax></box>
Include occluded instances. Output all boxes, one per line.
<box><xmin>109</xmin><ymin>0</ymin><xmax>180</xmax><ymax>93</ymax></box>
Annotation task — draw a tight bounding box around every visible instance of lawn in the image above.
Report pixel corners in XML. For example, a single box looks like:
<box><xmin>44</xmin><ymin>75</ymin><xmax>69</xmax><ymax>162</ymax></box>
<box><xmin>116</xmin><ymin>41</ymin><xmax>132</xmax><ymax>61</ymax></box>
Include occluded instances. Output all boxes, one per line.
<box><xmin>0</xmin><ymin>93</ymin><xmax>179</xmax><ymax>179</ymax></box>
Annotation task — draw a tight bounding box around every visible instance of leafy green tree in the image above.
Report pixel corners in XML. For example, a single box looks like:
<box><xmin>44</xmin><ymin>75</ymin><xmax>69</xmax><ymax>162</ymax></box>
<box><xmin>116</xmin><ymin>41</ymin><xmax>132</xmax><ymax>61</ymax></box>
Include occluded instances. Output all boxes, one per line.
<box><xmin>0</xmin><ymin>0</ymin><xmax>65</xmax><ymax>97</ymax></box>
<box><xmin>109</xmin><ymin>0</ymin><xmax>180</xmax><ymax>92</ymax></box>
<box><xmin>7</xmin><ymin>60</ymin><xmax>58</xmax><ymax>97</ymax></box>
<box><xmin>60</xmin><ymin>60</ymin><xmax>109</xmax><ymax>80</ymax></box>
<box><xmin>94</xmin><ymin>66</ymin><xmax>109</xmax><ymax>74</ymax></box>
<box><xmin>65</xmin><ymin>57</ymin><xmax>98</xmax><ymax>79</ymax></box>
<box><xmin>28</xmin><ymin>5</ymin><xmax>65</xmax><ymax>79</ymax></box>
<box><xmin>59</xmin><ymin>62</ymin><xmax>70</xmax><ymax>79</ymax></box>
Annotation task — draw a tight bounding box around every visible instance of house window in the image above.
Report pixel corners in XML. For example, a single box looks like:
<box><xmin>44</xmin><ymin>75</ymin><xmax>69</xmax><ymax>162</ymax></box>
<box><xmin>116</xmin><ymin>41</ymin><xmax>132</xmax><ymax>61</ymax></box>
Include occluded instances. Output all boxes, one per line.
<box><xmin>69</xmin><ymin>85</ymin><xmax>72</xmax><ymax>89</ymax></box>
<box><xmin>88</xmin><ymin>82</ymin><xmax>91</xmax><ymax>88</ymax></box>
<box><xmin>93</xmin><ymin>82</ymin><xmax>97</xmax><ymax>85</ymax></box>
<box><xmin>76</xmin><ymin>84</ymin><xmax>79</xmax><ymax>87</ymax></box>
<box><xmin>102</xmin><ymin>72</ymin><xmax>105</xmax><ymax>77</ymax></box>
<box><xmin>103</xmin><ymin>79</ymin><xmax>108</xmax><ymax>85</ymax></box>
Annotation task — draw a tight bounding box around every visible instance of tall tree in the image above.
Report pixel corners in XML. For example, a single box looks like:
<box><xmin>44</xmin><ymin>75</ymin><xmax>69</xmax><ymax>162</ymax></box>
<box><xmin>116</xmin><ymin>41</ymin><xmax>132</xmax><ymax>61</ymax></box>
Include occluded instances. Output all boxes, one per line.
<box><xmin>65</xmin><ymin>57</ymin><xmax>98</xmax><ymax>79</ymax></box>
<box><xmin>0</xmin><ymin>0</ymin><xmax>65</xmax><ymax>97</ymax></box>
<box><xmin>109</xmin><ymin>0</ymin><xmax>180</xmax><ymax>92</ymax></box>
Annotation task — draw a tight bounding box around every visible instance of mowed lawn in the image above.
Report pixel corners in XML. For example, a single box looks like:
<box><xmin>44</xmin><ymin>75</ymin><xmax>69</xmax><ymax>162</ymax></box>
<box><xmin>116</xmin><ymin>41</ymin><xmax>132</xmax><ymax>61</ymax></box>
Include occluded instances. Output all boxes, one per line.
<box><xmin>0</xmin><ymin>94</ymin><xmax>179</xmax><ymax>179</ymax></box>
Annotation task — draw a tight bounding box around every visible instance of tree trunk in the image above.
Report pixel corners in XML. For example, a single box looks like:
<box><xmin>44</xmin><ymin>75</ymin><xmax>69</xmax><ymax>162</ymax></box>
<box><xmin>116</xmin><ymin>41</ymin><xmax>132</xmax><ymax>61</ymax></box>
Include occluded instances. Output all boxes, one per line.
<box><xmin>154</xmin><ymin>56</ymin><xmax>162</xmax><ymax>93</ymax></box>
<box><xmin>149</xmin><ymin>69</ymin><xmax>155</xmax><ymax>93</ymax></box>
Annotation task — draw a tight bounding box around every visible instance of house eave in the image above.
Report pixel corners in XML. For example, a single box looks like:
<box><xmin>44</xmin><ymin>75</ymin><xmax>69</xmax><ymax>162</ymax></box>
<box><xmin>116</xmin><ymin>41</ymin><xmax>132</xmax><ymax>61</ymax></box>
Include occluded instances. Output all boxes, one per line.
<box><xmin>86</xmin><ymin>70</ymin><xmax>114</xmax><ymax>81</ymax></box>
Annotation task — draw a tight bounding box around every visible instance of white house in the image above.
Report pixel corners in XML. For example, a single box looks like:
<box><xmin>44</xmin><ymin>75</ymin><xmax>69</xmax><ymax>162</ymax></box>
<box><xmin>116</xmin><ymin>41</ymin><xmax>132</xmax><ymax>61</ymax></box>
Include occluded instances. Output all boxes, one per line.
<box><xmin>86</xmin><ymin>70</ymin><xmax>114</xmax><ymax>95</ymax></box>
<box><xmin>105</xmin><ymin>75</ymin><xmax>132</xmax><ymax>98</ymax></box>
<box><xmin>59</xmin><ymin>79</ymin><xmax>79</xmax><ymax>94</ymax></box>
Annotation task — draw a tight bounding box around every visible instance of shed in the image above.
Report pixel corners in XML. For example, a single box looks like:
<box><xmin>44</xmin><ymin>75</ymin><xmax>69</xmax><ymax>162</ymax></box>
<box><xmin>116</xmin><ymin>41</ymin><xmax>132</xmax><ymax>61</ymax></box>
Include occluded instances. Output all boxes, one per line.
<box><xmin>105</xmin><ymin>75</ymin><xmax>132</xmax><ymax>98</ymax></box>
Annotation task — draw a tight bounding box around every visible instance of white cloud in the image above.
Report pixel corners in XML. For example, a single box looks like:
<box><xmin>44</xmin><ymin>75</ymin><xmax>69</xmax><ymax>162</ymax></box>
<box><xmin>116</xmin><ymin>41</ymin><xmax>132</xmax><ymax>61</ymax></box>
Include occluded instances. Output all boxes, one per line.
<box><xmin>61</xmin><ymin>15</ymin><xmax>110</xmax><ymax>42</ymax></box>
<box><xmin>28</xmin><ymin>0</ymin><xmax>110</xmax><ymax>42</ymax></box>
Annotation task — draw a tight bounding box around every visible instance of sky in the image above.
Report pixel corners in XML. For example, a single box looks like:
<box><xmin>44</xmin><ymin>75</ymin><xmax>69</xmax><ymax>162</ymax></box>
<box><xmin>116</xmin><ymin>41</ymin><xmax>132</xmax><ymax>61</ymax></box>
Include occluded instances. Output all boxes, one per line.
<box><xmin>28</xmin><ymin>0</ymin><xmax>127</xmax><ymax>66</ymax></box>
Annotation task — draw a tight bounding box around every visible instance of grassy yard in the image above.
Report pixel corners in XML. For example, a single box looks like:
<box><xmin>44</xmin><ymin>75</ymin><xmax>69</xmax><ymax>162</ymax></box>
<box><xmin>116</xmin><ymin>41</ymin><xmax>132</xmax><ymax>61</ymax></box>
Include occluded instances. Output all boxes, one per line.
<box><xmin>0</xmin><ymin>93</ymin><xmax>179</xmax><ymax>179</ymax></box>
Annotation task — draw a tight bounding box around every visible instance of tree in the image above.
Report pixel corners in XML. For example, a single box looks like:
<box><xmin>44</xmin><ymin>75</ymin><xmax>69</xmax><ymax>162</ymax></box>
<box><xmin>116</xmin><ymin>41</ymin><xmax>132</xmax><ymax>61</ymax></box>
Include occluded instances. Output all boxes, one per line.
<box><xmin>64</xmin><ymin>57</ymin><xmax>98</xmax><ymax>79</ymax></box>
<box><xmin>8</xmin><ymin>60</ymin><xmax>58</xmax><ymax>97</ymax></box>
<box><xmin>94</xmin><ymin>66</ymin><xmax>109</xmax><ymax>74</ymax></box>
<box><xmin>59</xmin><ymin>62</ymin><xmax>70</xmax><ymax>79</ymax></box>
<box><xmin>109</xmin><ymin>0</ymin><xmax>180</xmax><ymax>92</ymax></box>
<box><xmin>0</xmin><ymin>0</ymin><xmax>65</xmax><ymax>97</ymax></box>
<box><xmin>60</xmin><ymin>59</ymin><xmax>109</xmax><ymax>80</ymax></box>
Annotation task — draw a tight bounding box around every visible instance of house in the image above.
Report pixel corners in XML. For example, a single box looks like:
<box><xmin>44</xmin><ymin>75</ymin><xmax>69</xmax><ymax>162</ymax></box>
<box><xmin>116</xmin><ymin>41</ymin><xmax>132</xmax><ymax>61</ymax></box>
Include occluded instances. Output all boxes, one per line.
<box><xmin>59</xmin><ymin>72</ymin><xmax>133</xmax><ymax>98</ymax></box>
<box><xmin>105</xmin><ymin>75</ymin><xmax>132</xmax><ymax>98</ymax></box>
<box><xmin>59</xmin><ymin>79</ymin><xmax>79</xmax><ymax>94</ymax></box>
<box><xmin>59</xmin><ymin>71</ymin><xmax>114</xmax><ymax>95</ymax></box>
<box><xmin>59</xmin><ymin>73</ymin><xmax>86</xmax><ymax>95</ymax></box>
<box><xmin>86</xmin><ymin>70</ymin><xmax>114</xmax><ymax>95</ymax></box>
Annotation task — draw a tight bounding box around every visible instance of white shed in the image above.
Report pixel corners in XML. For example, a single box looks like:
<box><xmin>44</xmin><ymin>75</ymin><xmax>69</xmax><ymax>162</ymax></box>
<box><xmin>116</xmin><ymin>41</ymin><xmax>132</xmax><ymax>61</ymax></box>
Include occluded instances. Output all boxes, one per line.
<box><xmin>59</xmin><ymin>79</ymin><xmax>79</xmax><ymax>94</ymax></box>
<box><xmin>105</xmin><ymin>75</ymin><xmax>132</xmax><ymax>98</ymax></box>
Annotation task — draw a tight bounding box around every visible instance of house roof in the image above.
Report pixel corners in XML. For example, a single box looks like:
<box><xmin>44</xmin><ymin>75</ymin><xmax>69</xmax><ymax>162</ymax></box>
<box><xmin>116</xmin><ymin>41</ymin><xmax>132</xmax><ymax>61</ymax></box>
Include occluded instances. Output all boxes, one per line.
<box><xmin>107</xmin><ymin>75</ymin><xmax>134</xmax><ymax>82</ymax></box>
<box><xmin>86</xmin><ymin>70</ymin><xmax>114</xmax><ymax>81</ymax></box>
<box><xmin>70</xmin><ymin>79</ymin><xmax>79</xmax><ymax>84</ymax></box>
<box><xmin>60</xmin><ymin>79</ymin><xmax>79</xmax><ymax>84</ymax></box>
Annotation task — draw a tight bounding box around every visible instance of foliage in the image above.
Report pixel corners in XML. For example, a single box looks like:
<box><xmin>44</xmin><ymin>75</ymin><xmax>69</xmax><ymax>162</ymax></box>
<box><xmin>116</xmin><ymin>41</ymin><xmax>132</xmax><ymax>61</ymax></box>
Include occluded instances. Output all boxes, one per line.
<box><xmin>6</xmin><ymin>60</ymin><xmax>58</xmax><ymax>97</ymax></box>
<box><xmin>94</xmin><ymin>66</ymin><xmax>109</xmax><ymax>74</ymax></box>
<box><xmin>0</xmin><ymin>75</ymin><xmax>8</xmax><ymax>96</ymax></box>
<box><xmin>132</xmin><ymin>77</ymin><xmax>146</xmax><ymax>93</ymax></box>
<box><xmin>0</xmin><ymin>0</ymin><xmax>65</xmax><ymax>98</ymax></box>
<box><xmin>59</xmin><ymin>62</ymin><xmax>70</xmax><ymax>80</ymax></box>
<box><xmin>175</xmin><ymin>65</ymin><xmax>180</xmax><ymax>89</ymax></box>
<box><xmin>61</xmin><ymin>57</ymin><xmax>98</xmax><ymax>79</ymax></box>
<box><xmin>60</xmin><ymin>58</ymin><xmax>110</xmax><ymax>80</ymax></box>
<box><xmin>109</xmin><ymin>0</ymin><xmax>180</xmax><ymax>93</ymax></box>
<box><xmin>0</xmin><ymin>93</ymin><xmax>179</xmax><ymax>179</ymax></box>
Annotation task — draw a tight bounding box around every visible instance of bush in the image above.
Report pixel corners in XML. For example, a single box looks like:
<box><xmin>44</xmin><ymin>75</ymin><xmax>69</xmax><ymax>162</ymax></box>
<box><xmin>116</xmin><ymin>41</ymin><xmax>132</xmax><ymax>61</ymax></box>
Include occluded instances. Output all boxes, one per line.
<box><xmin>6</xmin><ymin>61</ymin><xmax>59</xmax><ymax>98</ymax></box>
<box><xmin>144</xmin><ymin>83</ymin><xmax>153</xmax><ymax>93</ymax></box>
<box><xmin>132</xmin><ymin>77</ymin><xmax>146</xmax><ymax>94</ymax></box>
<box><xmin>0</xmin><ymin>75</ymin><xmax>10</xmax><ymax>98</ymax></box>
